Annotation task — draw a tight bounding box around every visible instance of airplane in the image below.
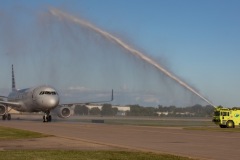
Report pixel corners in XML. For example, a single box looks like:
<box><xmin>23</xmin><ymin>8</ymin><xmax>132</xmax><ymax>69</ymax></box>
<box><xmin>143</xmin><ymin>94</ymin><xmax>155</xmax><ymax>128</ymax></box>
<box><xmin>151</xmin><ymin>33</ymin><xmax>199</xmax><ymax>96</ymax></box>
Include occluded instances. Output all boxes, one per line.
<box><xmin>0</xmin><ymin>65</ymin><xmax>113</xmax><ymax>122</ymax></box>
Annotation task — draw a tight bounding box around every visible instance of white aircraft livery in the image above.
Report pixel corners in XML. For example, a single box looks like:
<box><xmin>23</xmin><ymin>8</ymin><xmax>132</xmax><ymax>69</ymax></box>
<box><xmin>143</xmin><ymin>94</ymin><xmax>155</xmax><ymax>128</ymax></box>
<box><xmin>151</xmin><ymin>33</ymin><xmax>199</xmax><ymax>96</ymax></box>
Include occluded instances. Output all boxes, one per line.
<box><xmin>0</xmin><ymin>65</ymin><xmax>113</xmax><ymax>122</ymax></box>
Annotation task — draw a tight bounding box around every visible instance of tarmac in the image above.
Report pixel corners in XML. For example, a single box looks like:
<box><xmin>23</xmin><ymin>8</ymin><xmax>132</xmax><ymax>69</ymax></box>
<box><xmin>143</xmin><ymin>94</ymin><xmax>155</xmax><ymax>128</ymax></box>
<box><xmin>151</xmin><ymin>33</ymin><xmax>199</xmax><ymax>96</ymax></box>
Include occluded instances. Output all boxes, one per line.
<box><xmin>0</xmin><ymin>119</ymin><xmax>239</xmax><ymax>160</ymax></box>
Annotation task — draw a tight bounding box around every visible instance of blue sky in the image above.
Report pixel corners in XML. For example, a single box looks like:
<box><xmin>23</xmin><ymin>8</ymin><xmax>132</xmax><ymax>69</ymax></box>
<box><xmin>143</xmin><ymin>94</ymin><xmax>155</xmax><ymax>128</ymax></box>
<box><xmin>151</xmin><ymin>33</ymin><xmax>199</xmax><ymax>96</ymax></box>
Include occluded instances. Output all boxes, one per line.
<box><xmin>0</xmin><ymin>0</ymin><xmax>239</xmax><ymax>107</ymax></box>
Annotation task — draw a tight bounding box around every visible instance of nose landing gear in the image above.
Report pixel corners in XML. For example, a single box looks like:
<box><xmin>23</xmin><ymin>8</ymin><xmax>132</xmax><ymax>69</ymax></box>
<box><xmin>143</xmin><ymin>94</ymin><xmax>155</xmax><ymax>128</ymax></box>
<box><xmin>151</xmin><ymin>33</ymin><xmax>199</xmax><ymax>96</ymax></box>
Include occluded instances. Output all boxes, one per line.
<box><xmin>43</xmin><ymin>111</ymin><xmax>52</xmax><ymax>122</ymax></box>
<box><xmin>2</xmin><ymin>113</ymin><xmax>11</xmax><ymax>120</ymax></box>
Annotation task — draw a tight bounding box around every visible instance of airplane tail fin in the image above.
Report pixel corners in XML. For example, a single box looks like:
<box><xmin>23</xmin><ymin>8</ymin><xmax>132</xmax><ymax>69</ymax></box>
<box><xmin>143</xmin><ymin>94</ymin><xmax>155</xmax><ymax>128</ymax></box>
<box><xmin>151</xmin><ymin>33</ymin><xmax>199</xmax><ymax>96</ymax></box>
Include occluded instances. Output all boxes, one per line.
<box><xmin>111</xmin><ymin>89</ymin><xmax>114</xmax><ymax>101</ymax></box>
<box><xmin>12</xmin><ymin>65</ymin><xmax>16</xmax><ymax>91</ymax></box>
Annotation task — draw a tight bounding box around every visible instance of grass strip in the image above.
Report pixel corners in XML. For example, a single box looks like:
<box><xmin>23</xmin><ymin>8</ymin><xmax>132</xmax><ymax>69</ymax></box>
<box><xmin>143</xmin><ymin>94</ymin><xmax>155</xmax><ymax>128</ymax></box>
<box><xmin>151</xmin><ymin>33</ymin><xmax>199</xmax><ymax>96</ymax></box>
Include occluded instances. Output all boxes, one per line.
<box><xmin>0</xmin><ymin>126</ymin><xmax>50</xmax><ymax>140</ymax></box>
<box><xmin>0</xmin><ymin>150</ymin><xmax>195</xmax><ymax>160</ymax></box>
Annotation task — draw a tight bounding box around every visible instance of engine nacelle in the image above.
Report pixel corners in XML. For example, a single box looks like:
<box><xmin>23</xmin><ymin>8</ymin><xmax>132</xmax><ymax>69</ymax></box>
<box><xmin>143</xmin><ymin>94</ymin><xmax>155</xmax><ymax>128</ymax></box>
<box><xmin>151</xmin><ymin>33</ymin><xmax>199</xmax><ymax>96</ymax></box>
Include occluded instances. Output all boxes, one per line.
<box><xmin>0</xmin><ymin>104</ymin><xmax>7</xmax><ymax>116</ymax></box>
<box><xmin>56</xmin><ymin>106</ymin><xmax>72</xmax><ymax>118</ymax></box>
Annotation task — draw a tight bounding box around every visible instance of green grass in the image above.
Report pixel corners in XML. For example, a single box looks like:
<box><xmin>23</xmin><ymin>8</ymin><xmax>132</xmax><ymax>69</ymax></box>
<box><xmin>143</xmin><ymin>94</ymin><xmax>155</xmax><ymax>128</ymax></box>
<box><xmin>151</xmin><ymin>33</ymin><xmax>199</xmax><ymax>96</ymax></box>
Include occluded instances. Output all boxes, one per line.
<box><xmin>0</xmin><ymin>126</ymin><xmax>50</xmax><ymax>140</ymax></box>
<box><xmin>0</xmin><ymin>150</ymin><xmax>195</xmax><ymax>160</ymax></box>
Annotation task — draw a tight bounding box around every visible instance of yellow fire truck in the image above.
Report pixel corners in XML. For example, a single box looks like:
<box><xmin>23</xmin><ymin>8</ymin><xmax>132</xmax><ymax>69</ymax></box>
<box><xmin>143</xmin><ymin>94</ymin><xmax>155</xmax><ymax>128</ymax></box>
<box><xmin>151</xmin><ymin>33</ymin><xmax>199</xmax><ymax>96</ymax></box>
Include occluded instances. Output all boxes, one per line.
<box><xmin>212</xmin><ymin>106</ymin><xmax>240</xmax><ymax>128</ymax></box>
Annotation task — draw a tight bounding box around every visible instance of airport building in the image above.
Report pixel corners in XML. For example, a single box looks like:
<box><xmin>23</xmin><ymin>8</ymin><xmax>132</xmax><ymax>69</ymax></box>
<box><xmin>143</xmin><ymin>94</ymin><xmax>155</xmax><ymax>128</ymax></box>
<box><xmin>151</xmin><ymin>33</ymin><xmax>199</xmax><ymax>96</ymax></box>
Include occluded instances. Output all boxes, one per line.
<box><xmin>156</xmin><ymin>112</ymin><xmax>169</xmax><ymax>116</ymax></box>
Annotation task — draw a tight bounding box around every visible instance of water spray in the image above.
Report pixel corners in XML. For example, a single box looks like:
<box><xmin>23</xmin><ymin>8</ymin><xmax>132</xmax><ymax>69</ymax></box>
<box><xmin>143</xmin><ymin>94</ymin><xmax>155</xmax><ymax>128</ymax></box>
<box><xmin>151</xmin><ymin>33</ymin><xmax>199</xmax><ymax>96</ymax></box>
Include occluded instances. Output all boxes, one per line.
<box><xmin>49</xmin><ymin>8</ymin><xmax>214</xmax><ymax>107</ymax></box>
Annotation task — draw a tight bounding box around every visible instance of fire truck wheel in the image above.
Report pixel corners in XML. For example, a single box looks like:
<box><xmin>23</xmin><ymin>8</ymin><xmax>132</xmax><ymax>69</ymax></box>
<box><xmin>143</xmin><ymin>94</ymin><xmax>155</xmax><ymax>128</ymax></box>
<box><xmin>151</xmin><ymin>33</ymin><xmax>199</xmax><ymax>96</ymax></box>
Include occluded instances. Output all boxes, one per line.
<box><xmin>226</xmin><ymin>121</ymin><xmax>234</xmax><ymax>128</ymax></box>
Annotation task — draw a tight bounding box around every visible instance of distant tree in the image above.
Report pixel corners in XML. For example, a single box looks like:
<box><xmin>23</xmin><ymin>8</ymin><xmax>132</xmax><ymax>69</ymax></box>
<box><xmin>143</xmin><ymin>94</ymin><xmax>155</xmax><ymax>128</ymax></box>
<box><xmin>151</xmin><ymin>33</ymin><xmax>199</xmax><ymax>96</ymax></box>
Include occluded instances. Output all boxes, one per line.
<box><xmin>101</xmin><ymin>104</ymin><xmax>112</xmax><ymax>115</ymax></box>
<box><xmin>127</xmin><ymin>105</ymin><xmax>157</xmax><ymax>116</ymax></box>
<box><xmin>232</xmin><ymin>107</ymin><xmax>240</xmax><ymax>109</ymax></box>
<box><xmin>74</xmin><ymin>105</ymin><xmax>89</xmax><ymax>115</ymax></box>
<box><xmin>168</xmin><ymin>105</ymin><xmax>177</xmax><ymax>112</ymax></box>
<box><xmin>127</xmin><ymin>105</ymin><xmax>142</xmax><ymax>116</ymax></box>
<box><xmin>145</xmin><ymin>107</ymin><xmax>158</xmax><ymax>116</ymax></box>
<box><xmin>126</xmin><ymin>104</ymin><xmax>216</xmax><ymax>117</ymax></box>
<box><xmin>89</xmin><ymin>107</ymin><xmax>101</xmax><ymax>115</ymax></box>
<box><xmin>217</xmin><ymin>105</ymin><xmax>224</xmax><ymax>108</ymax></box>
<box><xmin>112</xmin><ymin>107</ymin><xmax>118</xmax><ymax>115</ymax></box>
<box><xmin>205</xmin><ymin>105</ymin><xmax>215</xmax><ymax>117</ymax></box>
<box><xmin>101</xmin><ymin>104</ymin><xmax>117</xmax><ymax>116</ymax></box>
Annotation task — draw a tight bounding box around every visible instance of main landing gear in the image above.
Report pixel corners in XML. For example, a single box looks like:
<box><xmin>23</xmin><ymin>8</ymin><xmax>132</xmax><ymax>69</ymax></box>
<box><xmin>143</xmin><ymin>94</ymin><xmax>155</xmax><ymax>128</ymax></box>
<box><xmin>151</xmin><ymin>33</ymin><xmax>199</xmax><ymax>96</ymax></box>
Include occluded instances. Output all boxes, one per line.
<box><xmin>2</xmin><ymin>114</ymin><xmax>11</xmax><ymax>120</ymax></box>
<box><xmin>43</xmin><ymin>111</ymin><xmax>52</xmax><ymax>122</ymax></box>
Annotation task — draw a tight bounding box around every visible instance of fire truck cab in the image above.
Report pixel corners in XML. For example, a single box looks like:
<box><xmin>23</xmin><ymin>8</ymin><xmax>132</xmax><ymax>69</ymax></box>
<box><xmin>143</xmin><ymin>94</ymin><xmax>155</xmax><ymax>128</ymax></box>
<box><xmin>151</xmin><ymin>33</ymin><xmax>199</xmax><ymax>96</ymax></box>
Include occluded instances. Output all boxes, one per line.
<box><xmin>212</xmin><ymin>106</ymin><xmax>240</xmax><ymax>128</ymax></box>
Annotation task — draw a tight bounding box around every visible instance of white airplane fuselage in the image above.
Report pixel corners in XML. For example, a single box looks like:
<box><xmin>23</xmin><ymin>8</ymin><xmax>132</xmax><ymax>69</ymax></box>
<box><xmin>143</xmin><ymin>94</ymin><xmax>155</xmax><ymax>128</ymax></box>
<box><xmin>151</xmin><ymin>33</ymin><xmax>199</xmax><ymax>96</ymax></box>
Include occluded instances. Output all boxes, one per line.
<box><xmin>8</xmin><ymin>85</ymin><xmax>59</xmax><ymax>113</ymax></box>
<box><xmin>0</xmin><ymin>65</ymin><xmax>113</xmax><ymax>122</ymax></box>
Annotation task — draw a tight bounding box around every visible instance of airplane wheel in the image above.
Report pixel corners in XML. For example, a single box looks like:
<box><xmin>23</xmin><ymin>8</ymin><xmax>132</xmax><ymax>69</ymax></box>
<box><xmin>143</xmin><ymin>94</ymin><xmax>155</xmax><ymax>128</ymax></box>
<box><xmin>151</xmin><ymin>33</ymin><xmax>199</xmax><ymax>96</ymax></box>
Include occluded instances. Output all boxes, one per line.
<box><xmin>7</xmin><ymin>114</ymin><xmax>11</xmax><ymax>120</ymax></box>
<box><xmin>43</xmin><ymin>115</ymin><xmax>47</xmax><ymax>122</ymax></box>
<box><xmin>2</xmin><ymin>114</ymin><xmax>6</xmax><ymax>120</ymax></box>
<box><xmin>43</xmin><ymin>115</ymin><xmax>51</xmax><ymax>122</ymax></box>
<box><xmin>47</xmin><ymin>115</ymin><xmax>52</xmax><ymax>122</ymax></box>
<box><xmin>226</xmin><ymin>121</ymin><xmax>234</xmax><ymax>128</ymax></box>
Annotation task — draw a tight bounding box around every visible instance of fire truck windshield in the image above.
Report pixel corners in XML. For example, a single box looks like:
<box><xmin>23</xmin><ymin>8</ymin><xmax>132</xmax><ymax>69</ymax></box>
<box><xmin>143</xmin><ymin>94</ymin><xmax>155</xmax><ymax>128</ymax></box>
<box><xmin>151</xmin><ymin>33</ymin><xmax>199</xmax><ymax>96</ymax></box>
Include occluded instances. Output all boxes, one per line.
<box><xmin>214</xmin><ymin>111</ymin><xmax>220</xmax><ymax>116</ymax></box>
<box><xmin>221</xmin><ymin>112</ymin><xmax>229</xmax><ymax>116</ymax></box>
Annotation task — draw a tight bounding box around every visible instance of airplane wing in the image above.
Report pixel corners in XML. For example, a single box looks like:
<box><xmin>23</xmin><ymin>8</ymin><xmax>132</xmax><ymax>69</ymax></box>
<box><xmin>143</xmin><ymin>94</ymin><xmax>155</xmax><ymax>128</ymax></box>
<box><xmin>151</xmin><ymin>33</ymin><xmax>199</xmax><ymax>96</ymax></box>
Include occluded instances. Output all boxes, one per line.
<box><xmin>0</xmin><ymin>100</ymin><xmax>22</xmax><ymax>108</ymax></box>
<box><xmin>60</xmin><ymin>89</ymin><xmax>114</xmax><ymax>106</ymax></box>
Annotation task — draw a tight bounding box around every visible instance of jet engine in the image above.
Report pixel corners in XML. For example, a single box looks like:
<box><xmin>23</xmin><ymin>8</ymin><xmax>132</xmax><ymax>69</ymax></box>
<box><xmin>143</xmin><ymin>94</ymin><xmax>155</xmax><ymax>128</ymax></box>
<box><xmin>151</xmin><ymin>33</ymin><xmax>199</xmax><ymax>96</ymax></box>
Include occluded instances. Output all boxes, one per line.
<box><xmin>57</xmin><ymin>106</ymin><xmax>72</xmax><ymax>118</ymax></box>
<box><xmin>0</xmin><ymin>104</ymin><xmax>7</xmax><ymax>116</ymax></box>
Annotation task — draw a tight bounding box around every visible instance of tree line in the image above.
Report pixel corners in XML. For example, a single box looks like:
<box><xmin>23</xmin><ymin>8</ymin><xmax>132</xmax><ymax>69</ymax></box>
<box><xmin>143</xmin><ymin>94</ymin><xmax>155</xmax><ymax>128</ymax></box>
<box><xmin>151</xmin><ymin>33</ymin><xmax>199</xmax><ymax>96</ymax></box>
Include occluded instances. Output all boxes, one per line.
<box><xmin>127</xmin><ymin>104</ymin><xmax>214</xmax><ymax>117</ymax></box>
<box><xmin>74</xmin><ymin>104</ymin><xmax>215</xmax><ymax>117</ymax></box>
<box><xmin>74</xmin><ymin>104</ymin><xmax>118</xmax><ymax>116</ymax></box>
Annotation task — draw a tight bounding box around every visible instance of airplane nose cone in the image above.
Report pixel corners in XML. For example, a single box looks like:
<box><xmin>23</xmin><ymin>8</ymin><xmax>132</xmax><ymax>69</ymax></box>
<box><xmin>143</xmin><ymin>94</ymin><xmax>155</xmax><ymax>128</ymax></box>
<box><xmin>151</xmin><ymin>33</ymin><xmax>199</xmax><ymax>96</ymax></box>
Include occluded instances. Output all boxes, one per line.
<box><xmin>48</xmin><ymin>97</ymin><xmax>59</xmax><ymax>108</ymax></box>
<box><xmin>38</xmin><ymin>96</ymin><xmax>59</xmax><ymax>109</ymax></box>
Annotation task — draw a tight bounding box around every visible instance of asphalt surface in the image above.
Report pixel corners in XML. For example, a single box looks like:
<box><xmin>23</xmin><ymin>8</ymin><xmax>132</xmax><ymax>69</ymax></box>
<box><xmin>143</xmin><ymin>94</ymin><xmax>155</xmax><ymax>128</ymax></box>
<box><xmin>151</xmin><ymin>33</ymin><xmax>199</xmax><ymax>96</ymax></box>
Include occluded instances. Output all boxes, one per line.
<box><xmin>0</xmin><ymin>120</ymin><xmax>239</xmax><ymax>160</ymax></box>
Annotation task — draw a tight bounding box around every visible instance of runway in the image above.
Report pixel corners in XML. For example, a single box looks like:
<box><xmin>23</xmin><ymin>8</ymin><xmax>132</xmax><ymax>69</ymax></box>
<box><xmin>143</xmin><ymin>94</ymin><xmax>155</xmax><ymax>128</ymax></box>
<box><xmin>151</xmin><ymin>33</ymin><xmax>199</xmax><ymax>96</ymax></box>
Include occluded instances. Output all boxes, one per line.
<box><xmin>0</xmin><ymin>120</ymin><xmax>239</xmax><ymax>160</ymax></box>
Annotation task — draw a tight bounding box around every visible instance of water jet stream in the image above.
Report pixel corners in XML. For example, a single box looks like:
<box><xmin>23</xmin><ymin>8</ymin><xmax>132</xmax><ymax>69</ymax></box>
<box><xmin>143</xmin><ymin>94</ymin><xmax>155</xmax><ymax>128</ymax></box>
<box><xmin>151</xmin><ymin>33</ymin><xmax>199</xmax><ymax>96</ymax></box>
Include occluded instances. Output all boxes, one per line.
<box><xmin>49</xmin><ymin>8</ymin><xmax>214</xmax><ymax>106</ymax></box>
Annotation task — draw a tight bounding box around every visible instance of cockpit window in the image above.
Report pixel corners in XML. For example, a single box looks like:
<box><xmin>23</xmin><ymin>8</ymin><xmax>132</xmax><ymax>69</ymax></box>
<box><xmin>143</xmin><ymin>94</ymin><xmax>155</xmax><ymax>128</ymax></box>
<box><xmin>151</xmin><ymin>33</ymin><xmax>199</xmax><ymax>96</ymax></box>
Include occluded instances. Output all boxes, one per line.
<box><xmin>39</xmin><ymin>91</ymin><xmax>57</xmax><ymax>95</ymax></box>
<box><xmin>51</xmin><ymin>92</ymin><xmax>57</xmax><ymax>95</ymax></box>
